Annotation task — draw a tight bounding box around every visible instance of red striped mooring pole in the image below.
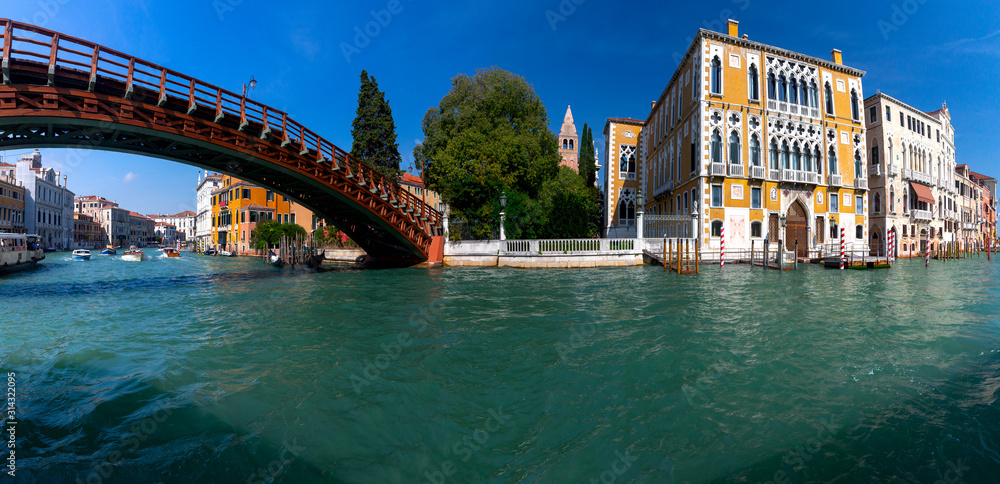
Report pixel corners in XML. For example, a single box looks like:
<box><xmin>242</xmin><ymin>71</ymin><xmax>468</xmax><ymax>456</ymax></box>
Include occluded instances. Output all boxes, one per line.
<box><xmin>720</xmin><ymin>226</ymin><xmax>725</xmax><ymax>269</ymax></box>
<box><xmin>840</xmin><ymin>227</ymin><xmax>845</xmax><ymax>270</ymax></box>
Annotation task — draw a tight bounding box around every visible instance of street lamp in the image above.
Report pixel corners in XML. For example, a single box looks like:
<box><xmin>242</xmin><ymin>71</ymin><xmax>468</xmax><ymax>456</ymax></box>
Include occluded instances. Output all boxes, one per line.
<box><xmin>242</xmin><ymin>75</ymin><xmax>257</xmax><ymax>98</ymax></box>
<box><xmin>499</xmin><ymin>191</ymin><xmax>507</xmax><ymax>241</ymax></box>
<box><xmin>636</xmin><ymin>190</ymin><xmax>645</xmax><ymax>239</ymax></box>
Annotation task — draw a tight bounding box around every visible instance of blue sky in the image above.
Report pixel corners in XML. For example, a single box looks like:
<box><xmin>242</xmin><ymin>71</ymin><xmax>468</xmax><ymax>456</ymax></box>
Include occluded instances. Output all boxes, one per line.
<box><xmin>2</xmin><ymin>0</ymin><xmax>998</xmax><ymax>214</ymax></box>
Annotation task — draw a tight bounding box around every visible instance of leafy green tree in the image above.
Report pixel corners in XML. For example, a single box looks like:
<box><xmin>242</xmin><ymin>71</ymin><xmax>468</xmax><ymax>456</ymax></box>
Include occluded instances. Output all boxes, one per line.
<box><xmin>415</xmin><ymin>67</ymin><xmax>560</xmax><ymax>236</ymax></box>
<box><xmin>250</xmin><ymin>221</ymin><xmax>307</xmax><ymax>250</ymax></box>
<box><xmin>578</xmin><ymin>124</ymin><xmax>597</xmax><ymax>188</ymax></box>
<box><xmin>351</xmin><ymin>70</ymin><xmax>402</xmax><ymax>179</ymax></box>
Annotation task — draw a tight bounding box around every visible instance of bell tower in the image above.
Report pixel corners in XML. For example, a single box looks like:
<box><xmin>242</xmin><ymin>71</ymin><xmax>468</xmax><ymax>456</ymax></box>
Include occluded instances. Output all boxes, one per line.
<box><xmin>558</xmin><ymin>105</ymin><xmax>579</xmax><ymax>171</ymax></box>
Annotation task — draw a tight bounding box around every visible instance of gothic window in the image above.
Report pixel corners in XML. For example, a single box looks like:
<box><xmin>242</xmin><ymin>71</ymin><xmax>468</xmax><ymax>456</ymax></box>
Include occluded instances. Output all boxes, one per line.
<box><xmin>711</xmin><ymin>56</ymin><xmax>722</xmax><ymax>94</ymax></box>
<box><xmin>767</xmin><ymin>71</ymin><xmax>776</xmax><ymax>99</ymax></box>
<box><xmin>855</xmin><ymin>151</ymin><xmax>863</xmax><ymax>178</ymax></box>
<box><xmin>792</xmin><ymin>143</ymin><xmax>802</xmax><ymax>171</ymax></box>
<box><xmin>619</xmin><ymin>145</ymin><xmax>637</xmax><ymax>175</ymax></box>
<box><xmin>711</xmin><ymin>130</ymin><xmax>722</xmax><ymax>164</ymax></box>
<box><xmin>800</xmin><ymin>79</ymin><xmax>809</xmax><ymax>106</ymax></box>
<box><xmin>815</xmin><ymin>147</ymin><xmax>823</xmax><ymax>174</ymax></box>
<box><xmin>789</xmin><ymin>78</ymin><xmax>798</xmax><ymax>104</ymax></box>
<box><xmin>748</xmin><ymin>64</ymin><xmax>760</xmax><ymax>101</ymax></box>
<box><xmin>750</xmin><ymin>135</ymin><xmax>761</xmax><ymax>167</ymax></box>
<box><xmin>781</xmin><ymin>141</ymin><xmax>790</xmax><ymax>170</ymax></box>
<box><xmin>769</xmin><ymin>140</ymin><xmax>779</xmax><ymax>170</ymax></box>
<box><xmin>809</xmin><ymin>81</ymin><xmax>818</xmax><ymax>108</ymax></box>
<box><xmin>871</xmin><ymin>144</ymin><xmax>879</xmax><ymax>166</ymax></box>
<box><xmin>778</xmin><ymin>75</ymin><xmax>787</xmax><ymax>102</ymax></box>
<box><xmin>851</xmin><ymin>89</ymin><xmax>860</xmax><ymax>121</ymax></box>
<box><xmin>803</xmin><ymin>146</ymin><xmax>813</xmax><ymax>173</ymax></box>
<box><xmin>874</xmin><ymin>192</ymin><xmax>882</xmax><ymax>214</ymax></box>
<box><xmin>825</xmin><ymin>82</ymin><xmax>834</xmax><ymax>115</ymax></box>
<box><xmin>828</xmin><ymin>146</ymin><xmax>838</xmax><ymax>175</ymax></box>
<box><xmin>729</xmin><ymin>131</ymin><xmax>741</xmax><ymax>165</ymax></box>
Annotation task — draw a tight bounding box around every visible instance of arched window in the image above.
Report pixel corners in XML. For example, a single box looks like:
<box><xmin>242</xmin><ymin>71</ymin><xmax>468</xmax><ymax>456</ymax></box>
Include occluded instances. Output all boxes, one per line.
<box><xmin>569</xmin><ymin>139</ymin><xmax>574</xmax><ymax>150</ymax></box>
<box><xmin>814</xmin><ymin>147</ymin><xmax>823</xmax><ymax>174</ymax></box>
<box><xmin>778</xmin><ymin>75</ymin><xmax>787</xmax><ymax>102</ymax></box>
<box><xmin>769</xmin><ymin>140</ymin><xmax>779</xmax><ymax>170</ymax></box>
<box><xmin>855</xmin><ymin>151</ymin><xmax>863</xmax><ymax>178</ymax></box>
<box><xmin>750</xmin><ymin>135</ymin><xmax>761</xmax><ymax>167</ymax></box>
<box><xmin>563</xmin><ymin>139</ymin><xmax>568</xmax><ymax>149</ymax></box>
<box><xmin>789</xmin><ymin>78</ymin><xmax>798</xmax><ymax>104</ymax></box>
<box><xmin>874</xmin><ymin>192</ymin><xmax>881</xmax><ymax>214</ymax></box>
<box><xmin>856</xmin><ymin>225</ymin><xmax>864</xmax><ymax>239</ymax></box>
<box><xmin>830</xmin><ymin>223</ymin><xmax>839</xmax><ymax>241</ymax></box>
<box><xmin>767</xmin><ymin>71</ymin><xmax>776</xmax><ymax>99</ymax></box>
<box><xmin>809</xmin><ymin>81</ymin><xmax>818</xmax><ymax>108</ymax></box>
<box><xmin>748</xmin><ymin>64</ymin><xmax>760</xmax><ymax>101</ymax></box>
<box><xmin>871</xmin><ymin>144</ymin><xmax>879</xmax><ymax>166</ymax></box>
<box><xmin>851</xmin><ymin>89</ymin><xmax>860</xmax><ymax>121</ymax></box>
<box><xmin>781</xmin><ymin>141</ymin><xmax>790</xmax><ymax>170</ymax></box>
<box><xmin>825</xmin><ymin>82</ymin><xmax>834</xmax><ymax>115</ymax></box>
<box><xmin>751</xmin><ymin>221</ymin><xmax>762</xmax><ymax>238</ymax></box>
<box><xmin>800</xmin><ymin>79</ymin><xmax>809</xmax><ymax>106</ymax></box>
<box><xmin>711</xmin><ymin>220</ymin><xmax>723</xmax><ymax>237</ymax></box>
<box><xmin>729</xmin><ymin>131</ymin><xmax>740</xmax><ymax>165</ymax></box>
<box><xmin>803</xmin><ymin>145</ymin><xmax>813</xmax><ymax>172</ymax></box>
<box><xmin>890</xmin><ymin>187</ymin><xmax>895</xmax><ymax>212</ymax></box>
<box><xmin>903</xmin><ymin>192</ymin><xmax>908</xmax><ymax>212</ymax></box>
<box><xmin>711</xmin><ymin>130</ymin><xmax>722</xmax><ymax>164</ymax></box>
<box><xmin>828</xmin><ymin>146</ymin><xmax>838</xmax><ymax>175</ymax></box>
<box><xmin>711</xmin><ymin>56</ymin><xmax>722</xmax><ymax>94</ymax></box>
<box><xmin>792</xmin><ymin>143</ymin><xmax>802</xmax><ymax>171</ymax></box>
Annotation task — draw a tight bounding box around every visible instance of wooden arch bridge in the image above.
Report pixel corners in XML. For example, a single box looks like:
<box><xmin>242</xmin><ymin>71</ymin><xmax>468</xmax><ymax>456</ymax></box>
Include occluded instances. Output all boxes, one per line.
<box><xmin>0</xmin><ymin>19</ymin><xmax>443</xmax><ymax>264</ymax></box>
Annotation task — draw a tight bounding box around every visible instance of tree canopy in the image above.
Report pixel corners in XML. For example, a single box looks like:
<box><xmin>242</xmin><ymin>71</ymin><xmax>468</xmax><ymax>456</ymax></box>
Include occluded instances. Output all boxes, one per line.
<box><xmin>351</xmin><ymin>70</ymin><xmax>402</xmax><ymax>179</ymax></box>
<box><xmin>250</xmin><ymin>221</ymin><xmax>307</xmax><ymax>249</ymax></box>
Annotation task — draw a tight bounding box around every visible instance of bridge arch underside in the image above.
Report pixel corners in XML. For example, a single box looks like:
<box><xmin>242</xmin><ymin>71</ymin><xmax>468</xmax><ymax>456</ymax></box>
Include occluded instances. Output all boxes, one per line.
<box><xmin>0</xmin><ymin>62</ymin><xmax>436</xmax><ymax>263</ymax></box>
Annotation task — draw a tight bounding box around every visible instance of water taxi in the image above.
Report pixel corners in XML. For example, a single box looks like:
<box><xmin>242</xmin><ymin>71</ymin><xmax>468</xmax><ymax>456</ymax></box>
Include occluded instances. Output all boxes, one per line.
<box><xmin>100</xmin><ymin>245</ymin><xmax>117</xmax><ymax>255</ymax></box>
<box><xmin>72</xmin><ymin>249</ymin><xmax>92</xmax><ymax>261</ymax></box>
<box><xmin>122</xmin><ymin>246</ymin><xmax>145</xmax><ymax>262</ymax></box>
<box><xmin>162</xmin><ymin>248</ymin><xmax>180</xmax><ymax>258</ymax></box>
<box><xmin>0</xmin><ymin>234</ymin><xmax>45</xmax><ymax>274</ymax></box>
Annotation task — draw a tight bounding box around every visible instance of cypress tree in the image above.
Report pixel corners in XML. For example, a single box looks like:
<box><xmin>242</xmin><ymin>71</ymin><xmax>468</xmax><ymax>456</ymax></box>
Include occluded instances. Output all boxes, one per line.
<box><xmin>578</xmin><ymin>124</ymin><xmax>597</xmax><ymax>187</ymax></box>
<box><xmin>351</xmin><ymin>70</ymin><xmax>402</xmax><ymax>178</ymax></box>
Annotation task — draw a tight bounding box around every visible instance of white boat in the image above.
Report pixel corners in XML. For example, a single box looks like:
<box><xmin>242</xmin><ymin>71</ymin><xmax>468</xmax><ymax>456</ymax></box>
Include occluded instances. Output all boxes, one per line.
<box><xmin>0</xmin><ymin>234</ymin><xmax>44</xmax><ymax>274</ymax></box>
<box><xmin>162</xmin><ymin>248</ymin><xmax>180</xmax><ymax>258</ymax></box>
<box><xmin>218</xmin><ymin>250</ymin><xmax>235</xmax><ymax>257</ymax></box>
<box><xmin>122</xmin><ymin>246</ymin><xmax>145</xmax><ymax>262</ymax></box>
<box><xmin>72</xmin><ymin>249</ymin><xmax>92</xmax><ymax>261</ymax></box>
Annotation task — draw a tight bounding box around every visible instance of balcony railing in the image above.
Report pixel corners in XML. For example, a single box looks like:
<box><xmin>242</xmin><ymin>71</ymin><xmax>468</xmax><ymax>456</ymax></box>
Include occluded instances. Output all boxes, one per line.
<box><xmin>868</xmin><ymin>164</ymin><xmax>881</xmax><ymax>177</ymax></box>
<box><xmin>653</xmin><ymin>180</ymin><xmax>674</xmax><ymax>198</ymax></box>
<box><xmin>903</xmin><ymin>169</ymin><xmax>933</xmax><ymax>185</ymax></box>
<box><xmin>912</xmin><ymin>209</ymin><xmax>932</xmax><ymax>221</ymax></box>
<box><xmin>855</xmin><ymin>178</ymin><xmax>868</xmax><ymax>190</ymax></box>
<box><xmin>887</xmin><ymin>163</ymin><xmax>898</xmax><ymax>176</ymax></box>
<box><xmin>828</xmin><ymin>174</ymin><xmax>843</xmax><ymax>187</ymax></box>
<box><xmin>749</xmin><ymin>165</ymin><xmax>767</xmax><ymax>180</ymax></box>
<box><xmin>780</xmin><ymin>169</ymin><xmax>818</xmax><ymax>185</ymax></box>
<box><xmin>709</xmin><ymin>163</ymin><xmax>727</xmax><ymax>176</ymax></box>
<box><xmin>769</xmin><ymin>169</ymin><xmax>781</xmax><ymax>181</ymax></box>
<box><xmin>964</xmin><ymin>222</ymin><xmax>977</xmax><ymax>231</ymax></box>
<box><xmin>728</xmin><ymin>164</ymin><xmax>744</xmax><ymax>177</ymax></box>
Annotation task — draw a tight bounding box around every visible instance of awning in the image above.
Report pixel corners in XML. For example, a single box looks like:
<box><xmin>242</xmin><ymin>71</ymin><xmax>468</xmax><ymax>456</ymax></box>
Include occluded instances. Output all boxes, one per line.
<box><xmin>911</xmin><ymin>182</ymin><xmax>935</xmax><ymax>205</ymax></box>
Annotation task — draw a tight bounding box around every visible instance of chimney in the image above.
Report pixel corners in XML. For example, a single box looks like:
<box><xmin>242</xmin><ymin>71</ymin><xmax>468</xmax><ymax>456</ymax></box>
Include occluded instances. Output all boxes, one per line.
<box><xmin>727</xmin><ymin>19</ymin><xmax>739</xmax><ymax>37</ymax></box>
<box><xmin>651</xmin><ymin>101</ymin><xmax>656</xmax><ymax>110</ymax></box>
<box><xmin>831</xmin><ymin>49</ymin><xmax>843</xmax><ymax>65</ymax></box>
<box><xmin>63</xmin><ymin>175</ymin><xmax>67</xmax><ymax>188</ymax></box>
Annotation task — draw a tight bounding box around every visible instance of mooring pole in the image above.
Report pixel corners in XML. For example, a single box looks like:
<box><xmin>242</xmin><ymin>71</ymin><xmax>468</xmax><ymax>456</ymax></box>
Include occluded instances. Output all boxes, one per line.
<box><xmin>794</xmin><ymin>240</ymin><xmax>799</xmax><ymax>271</ymax></box>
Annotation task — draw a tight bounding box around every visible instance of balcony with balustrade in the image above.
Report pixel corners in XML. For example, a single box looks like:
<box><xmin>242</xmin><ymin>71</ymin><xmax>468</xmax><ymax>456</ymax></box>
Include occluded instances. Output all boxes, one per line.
<box><xmin>912</xmin><ymin>209</ymin><xmax>932</xmax><ymax>222</ymax></box>
<box><xmin>749</xmin><ymin>165</ymin><xmax>767</xmax><ymax>180</ymax></box>
<box><xmin>887</xmin><ymin>163</ymin><xmax>898</xmax><ymax>176</ymax></box>
<box><xmin>653</xmin><ymin>180</ymin><xmax>674</xmax><ymax>199</ymax></box>
<box><xmin>780</xmin><ymin>169</ymin><xmax>818</xmax><ymax>185</ymax></box>
<box><xmin>728</xmin><ymin>164</ymin><xmax>744</xmax><ymax>177</ymax></box>
<box><xmin>709</xmin><ymin>163</ymin><xmax>726</xmax><ymax>176</ymax></box>
<box><xmin>868</xmin><ymin>164</ymin><xmax>881</xmax><ymax>177</ymax></box>
<box><xmin>828</xmin><ymin>174</ymin><xmax>843</xmax><ymax>187</ymax></box>
<box><xmin>854</xmin><ymin>178</ymin><xmax>868</xmax><ymax>190</ymax></box>
<box><xmin>903</xmin><ymin>168</ymin><xmax>932</xmax><ymax>185</ymax></box>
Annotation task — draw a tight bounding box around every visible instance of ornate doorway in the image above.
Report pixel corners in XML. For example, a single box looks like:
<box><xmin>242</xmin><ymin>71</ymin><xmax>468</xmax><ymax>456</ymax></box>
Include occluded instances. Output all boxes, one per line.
<box><xmin>785</xmin><ymin>200</ymin><xmax>809</xmax><ymax>257</ymax></box>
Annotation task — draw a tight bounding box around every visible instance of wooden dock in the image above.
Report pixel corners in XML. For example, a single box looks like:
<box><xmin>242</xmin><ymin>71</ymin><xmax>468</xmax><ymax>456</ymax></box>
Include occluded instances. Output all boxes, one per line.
<box><xmin>822</xmin><ymin>256</ymin><xmax>892</xmax><ymax>270</ymax></box>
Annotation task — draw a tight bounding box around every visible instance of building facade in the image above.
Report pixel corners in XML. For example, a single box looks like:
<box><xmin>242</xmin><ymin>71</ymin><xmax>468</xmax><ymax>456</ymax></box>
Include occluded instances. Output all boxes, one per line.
<box><xmin>639</xmin><ymin>20</ymin><xmax>868</xmax><ymax>256</ymax></box>
<box><xmin>0</xmin><ymin>168</ymin><xmax>25</xmax><ymax>234</ymax></box>
<box><xmin>399</xmin><ymin>173</ymin><xmax>445</xmax><ymax>214</ymax></box>
<box><xmin>210</xmin><ymin>176</ymin><xmax>313</xmax><ymax>254</ymax></box>
<box><xmin>154</xmin><ymin>222</ymin><xmax>177</xmax><ymax>245</ymax></box>
<box><xmin>150</xmin><ymin>211</ymin><xmax>195</xmax><ymax>243</ymax></box>
<box><xmin>75</xmin><ymin>196</ymin><xmax>131</xmax><ymax>247</ymax></box>
<box><xmin>195</xmin><ymin>172</ymin><xmax>223</xmax><ymax>251</ymax></box>
<box><xmin>72</xmin><ymin>213</ymin><xmax>101</xmax><ymax>249</ymax></box>
<box><xmin>864</xmin><ymin>94</ymin><xmax>957</xmax><ymax>256</ymax></box>
<box><xmin>603</xmin><ymin>118</ymin><xmax>644</xmax><ymax>238</ymax></box>
<box><xmin>15</xmin><ymin>150</ymin><xmax>75</xmax><ymax>250</ymax></box>
<box><xmin>129</xmin><ymin>212</ymin><xmax>154</xmax><ymax>247</ymax></box>
<box><xmin>558</xmin><ymin>106</ymin><xmax>579</xmax><ymax>171</ymax></box>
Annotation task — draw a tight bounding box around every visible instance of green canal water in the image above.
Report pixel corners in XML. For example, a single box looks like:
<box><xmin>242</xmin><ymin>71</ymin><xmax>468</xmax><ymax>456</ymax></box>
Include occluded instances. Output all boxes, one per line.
<box><xmin>2</xmin><ymin>251</ymin><xmax>1000</xmax><ymax>483</ymax></box>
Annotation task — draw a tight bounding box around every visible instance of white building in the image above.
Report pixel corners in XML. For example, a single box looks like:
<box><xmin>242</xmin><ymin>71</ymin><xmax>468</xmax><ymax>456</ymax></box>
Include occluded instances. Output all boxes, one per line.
<box><xmin>154</xmin><ymin>222</ymin><xmax>177</xmax><ymax>245</ymax></box>
<box><xmin>865</xmin><ymin>94</ymin><xmax>957</xmax><ymax>256</ymax></box>
<box><xmin>195</xmin><ymin>171</ymin><xmax>223</xmax><ymax>250</ymax></box>
<box><xmin>15</xmin><ymin>149</ymin><xmax>75</xmax><ymax>250</ymax></box>
<box><xmin>150</xmin><ymin>211</ymin><xmax>195</xmax><ymax>242</ymax></box>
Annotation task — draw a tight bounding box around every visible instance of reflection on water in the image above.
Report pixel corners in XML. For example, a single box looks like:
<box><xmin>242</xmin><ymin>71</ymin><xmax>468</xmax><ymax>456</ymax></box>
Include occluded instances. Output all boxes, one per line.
<box><xmin>3</xmin><ymin>255</ymin><xmax>1000</xmax><ymax>483</ymax></box>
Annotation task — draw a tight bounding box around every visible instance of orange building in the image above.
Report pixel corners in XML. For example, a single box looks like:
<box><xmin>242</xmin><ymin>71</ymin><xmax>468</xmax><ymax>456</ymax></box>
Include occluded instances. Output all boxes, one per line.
<box><xmin>210</xmin><ymin>176</ymin><xmax>314</xmax><ymax>254</ymax></box>
<box><xmin>0</xmin><ymin>167</ymin><xmax>25</xmax><ymax>234</ymax></box>
<box><xmin>73</xmin><ymin>213</ymin><xmax>101</xmax><ymax>249</ymax></box>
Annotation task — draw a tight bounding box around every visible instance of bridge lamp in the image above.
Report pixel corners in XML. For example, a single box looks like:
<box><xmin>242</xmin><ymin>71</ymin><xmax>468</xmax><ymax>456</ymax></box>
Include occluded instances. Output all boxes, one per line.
<box><xmin>243</xmin><ymin>75</ymin><xmax>257</xmax><ymax>98</ymax></box>
<box><xmin>499</xmin><ymin>191</ymin><xmax>507</xmax><ymax>241</ymax></box>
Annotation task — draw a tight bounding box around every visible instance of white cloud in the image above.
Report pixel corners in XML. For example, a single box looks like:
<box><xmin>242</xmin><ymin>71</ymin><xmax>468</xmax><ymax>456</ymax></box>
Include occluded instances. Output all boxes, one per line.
<box><xmin>123</xmin><ymin>172</ymin><xmax>139</xmax><ymax>183</ymax></box>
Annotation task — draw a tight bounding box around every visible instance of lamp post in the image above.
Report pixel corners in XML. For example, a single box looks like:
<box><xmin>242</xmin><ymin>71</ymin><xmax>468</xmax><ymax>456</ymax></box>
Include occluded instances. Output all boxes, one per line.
<box><xmin>499</xmin><ymin>191</ymin><xmax>507</xmax><ymax>241</ymax></box>
<box><xmin>242</xmin><ymin>75</ymin><xmax>257</xmax><ymax>98</ymax></box>
<box><xmin>636</xmin><ymin>190</ymin><xmax>645</xmax><ymax>240</ymax></box>
<box><xmin>780</xmin><ymin>213</ymin><xmax>787</xmax><ymax>262</ymax></box>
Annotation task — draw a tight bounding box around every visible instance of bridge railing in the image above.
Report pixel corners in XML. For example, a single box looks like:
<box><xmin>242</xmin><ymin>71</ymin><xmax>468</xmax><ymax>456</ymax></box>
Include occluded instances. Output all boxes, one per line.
<box><xmin>0</xmin><ymin>18</ymin><xmax>441</xmax><ymax>236</ymax></box>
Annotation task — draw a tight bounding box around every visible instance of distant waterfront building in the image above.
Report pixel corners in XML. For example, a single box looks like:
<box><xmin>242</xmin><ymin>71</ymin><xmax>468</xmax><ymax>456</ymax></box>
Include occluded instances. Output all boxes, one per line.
<box><xmin>154</xmin><ymin>222</ymin><xmax>177</xmax><ymax>245</ymax></box>
<box><xmin>558</xmin><ymin>106</ymin><xmax>579</xmax><ymax>171</ymax></box>
<box><xmin>209</xmin><ymin>175</ymin><xmax>313</xmax><ymax>254</ymax></box>
<box><xmin>864</xmin><ymin>95</ymin><xmax>957</xmax><ymax>256</ymax></box>
<box><xmin>638</xmin><ymin>20</ymin><xmax>868</xmax><ymax>257</ymax></box>
<box><xmin>129</xmin><ymin>212</ymin><xmax>154</xmax><ymax>247</ymax></box>
<box><xmin>603</xmin><ymin>117</ymin><xmax>644</xmax><ymax>238</ymax></box>
<box><xmin>75</xmin><ymin>196</ymin><xmax>130</xmax><ymax>247</ymax></box>
<box><xmin>399</xmin><ymin>173</ymin><xmax>445</xmax><ymax>213</ymax></box>
<box><xmin>195</xmin><ymin>171</ymin><xmax>223</xmax><ymax>251</ymax></box>
<box><xmin>968</xmin><ymin>170</ymin><xmax>997</xmax><ymax>246</ymax></box>
<box><xmin>72</xmin><ymin>213</ymin><xmax>101</xmax><ymax>249</ymax></box>
<box><xmin>149</xmin><ymin>211</ymin><xmax>195</xmax><ymax>242</ymax></box>
<box><xmin>15</xmin><ymin>149</ymin><xmax>75</xmax><ymax>250</ymax></box>
<box><xmin>0</xmin><ymin>167</ymin><xmax>25</xmax><ymax>234</ymax></box>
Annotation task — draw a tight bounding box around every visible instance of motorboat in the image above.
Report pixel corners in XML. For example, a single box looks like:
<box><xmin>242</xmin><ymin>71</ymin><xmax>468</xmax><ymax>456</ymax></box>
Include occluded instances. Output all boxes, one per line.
<box><xmin>122</xmin><ymin>246</ymin><xmax>145</xmax><ymax>262</ymax></box>
<box><xmin>203</xmin><ymin>249</ymin><xmax>217</xmax><ymax>256</ymax></box>
<box><xmin>72</xmin><ymin>249</ymin><xmax>92</xmax><ymax>261</ymax></box>
<box><xmin>0</xmin><ymin>234</ymin><xmax>44</xmax><ymax>274</ymax></box>
<box><xmin>100</xmin><ymin>245</ymin><xmax>117</xmax><ymax>255</ymax></box>
<box><xmin>162</xmin><ymin>248</ymin><xmax>180</xmax><ymax>258</ymax></box>
<box><xmin>268</xmin><ymin>253</ymin><xmax>283</xmax><ymax>267</ymax></box>
<box><xmin>218</xmin><ymin>250</ymin><xmax>235</xmax><ymax>257</ymax></box>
